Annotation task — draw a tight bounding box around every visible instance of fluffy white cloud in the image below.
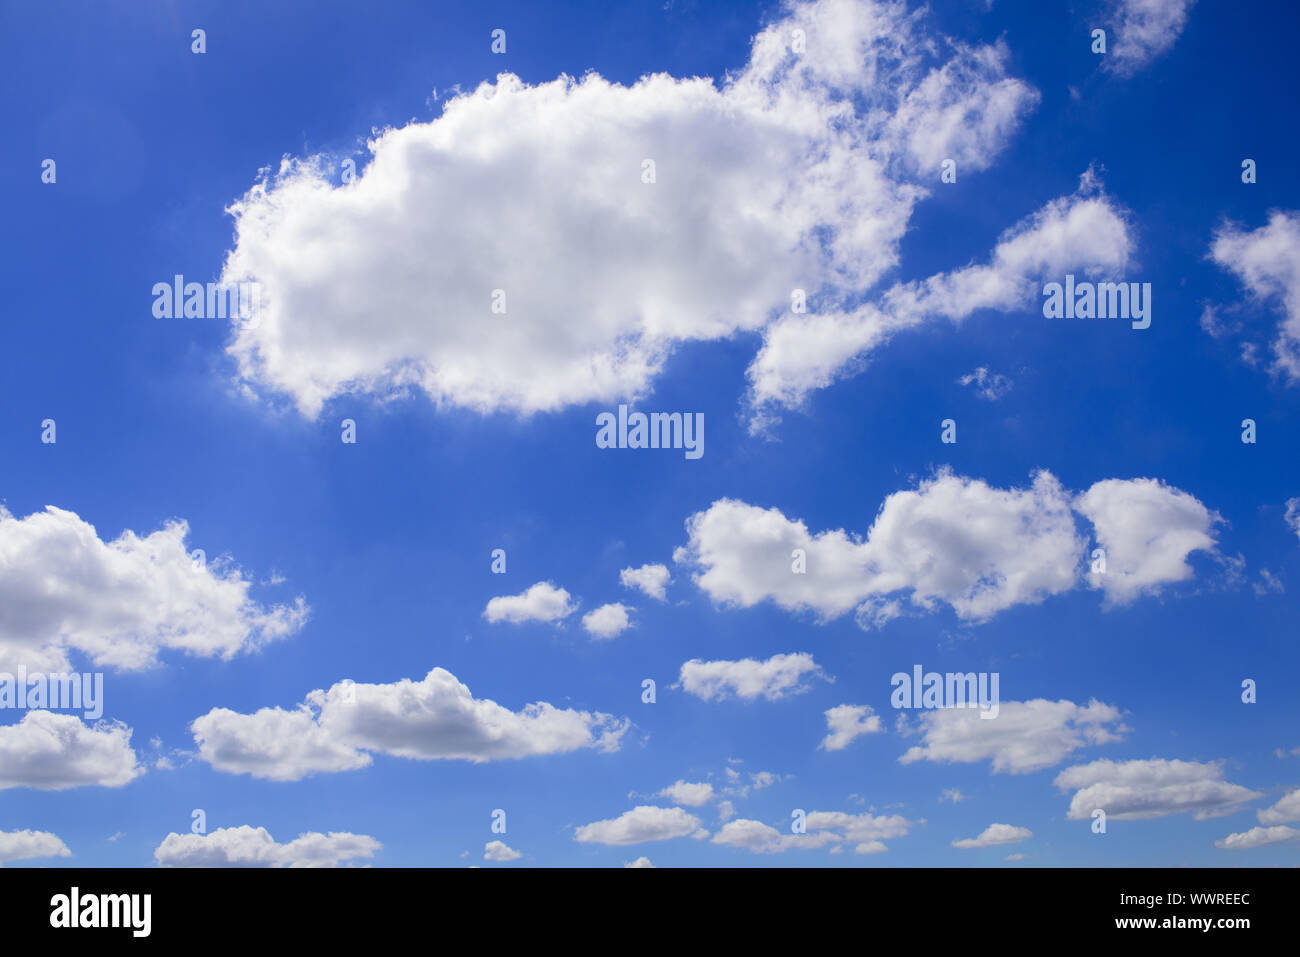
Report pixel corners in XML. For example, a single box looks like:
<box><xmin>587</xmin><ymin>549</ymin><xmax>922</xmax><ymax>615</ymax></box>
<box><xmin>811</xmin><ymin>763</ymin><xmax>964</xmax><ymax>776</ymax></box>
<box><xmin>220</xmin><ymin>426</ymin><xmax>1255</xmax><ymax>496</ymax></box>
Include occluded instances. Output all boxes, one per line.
<box><xmin>0</xmin><ymin>505</ymin><xmax>307</xmax><ymax>672</ymax></box>
<box><xmin>656</xmin><ymin>780</ymin><xmax>715</xmax><ymax>807</ymax></box>
<box><xmin>154</xmin><ymin>826</ymin><xmax>379</xmax><ymax>867</ymax></box>
<box><xmin>1104</xmin><ymin>0</ymin><xmax>1197</xmax><ymax>76</ymax></box>
<box><xmin>1076</xmin><ymin>478</ymin><xmax>1220</xmax><ymax>604</ymax></box>
<box><xmin>748</xmin><ymin>175</ymin><xmax>1131</xmax><ymax>417</ymax></box>
<box><xmin>0</xmin><ymin>712</ymin><xmax>142</xmax><ymax>790</ymax></box>
<box><xmin>1257</xmin><ymin>787</ymin><xmax>1300</xmax><ymax>825</ymax></box>
<box><xmin>677</xmin><ymin>470</ymin><xmax>1084</xmax><ymax>626</ymax></box>
<box><xmin>712</xmin><ymin>810</ymin><xmax>910</xmax><ymax>855</ymax></box>
<box><xmin>678</xmin><ymin>652</ymin><xmax>826</xmax><ymax>702</ymax></box>
<box><xmin>899</xmin><ymin>699</ymin><xmax>1125</xmax><ymax>774</ymax></box>
<box><xmin>804</xmin><ymin>811</ymin><xmax>912</xmax><ymax>845</ymax></box>
<box><xmin>619</xmin><ymin>564</ymin><xmax>671</xmax><ymax>601</ymax></box>
<box><xmin>217</xmin><ymin>0</ymin><xmax>1036</xmax><ymax>420</ymax></box>
<box><xmin>582</xmin><ymin>603</ymin><xmax>632</xmax><ymax>640</ymax></box>
<box><xmin>483</xmin><ymin>840</ymin><xmax>522</xmax><ymax>862</ymax></box>
<box><xmin>483</xmin><ymin>582</ymin><xmax>576</xmax><ymax>625</ymax></box>
<box><xmin>574</xmin><ymin>806</ymin><xmax>705</xmax><ymax>846</ymax></box>
<box><xmin>711</xmin><ymin>819</ymin><xmax>840</xmax><ymax>854</ymax></box>
<box><xmin>952</xmin><ymin>823</ymin><xmax>1032</xmax><ymax>848</ymax></box>
<box><xmin>1054</xmin><ymin>758</ymin><xmax>1262</xmax><ymax>821</ymax></box>
<box><xmin>1209</xmin><ymin>211</ymin><xmax>1300</xmax><ymax>382</ymax></box>
<box><xmin>819</xmin><ymin>704</ymin><xmax>883</xmax><ymax>751</ymax></box>
<box><xmin>191</xmin><ymin>666</ymin><xmax>627</xmax><ymax>780</ymax></box>
<box><xmin>623</xmin><ymin>856</ymin><xmax>655</xmax><ymax>868</ymax></box>
<box><xmin>677</xmin><ymin>470</ymin><xmax>1222</xmax><ymax>629</ymax></box>
<box><xmin>0</xmin><ymin>829</ymin><xmax>72</xmax><ymax>866</ymax></box>
<box><xmin>1214</xmin><ymin>825</ymin><xmax>1299</xmax><ymax>850</ymax></box>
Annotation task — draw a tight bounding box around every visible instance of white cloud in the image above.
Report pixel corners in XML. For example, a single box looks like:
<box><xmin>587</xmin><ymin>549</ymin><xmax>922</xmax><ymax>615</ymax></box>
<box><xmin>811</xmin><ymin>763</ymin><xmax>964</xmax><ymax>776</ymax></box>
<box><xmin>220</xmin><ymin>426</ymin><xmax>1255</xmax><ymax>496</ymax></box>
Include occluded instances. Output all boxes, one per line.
<box><xmin>574</xmin><ymin>806</ymin><xmax>705</xmax><ymax>846</ymax></box>
<box><xmin>1214</xmin><ymin>825</ymin><xmax>1299</xmax><ymax>850</ymax></box>
<box><xmin>748</xmin><ymin>175</ymin><xmax>1130</xmax><ymax>418</ymax></box>
<box><xmin>623</xmin><ymin>856</ymin><xmax>655</xmax><ymax>868</ymax></box>
<box><xmin>677</xmin><ymin>470</ymin><xmax>1084</xmax><ymax>626</ymax></box>
<box><xmin>1005</xmin><ymin>852</ymin><xmax>1027</xmax><ymax>861</ymax></box>
<box><xmin>0</xmin><ymin>505</ymin><xmax>307</xmax><ymax>672</ymax></box>
<box><xmin>1054</xmin><ymin>758</ymin><xmax>1262</xmax><ymax>820</ymax></box>
<box><xmin>1257</xmin><ymin>787</ymin><xmax>1300</xmax><ymax>825</ymax></box>
<box><xmin>1209</xmin><ymin>211</ymin><xmax>1300</xmax><ymax>383</ymax></box>
<box><xmin>1104</xmin><ymin>0</ymin><xmax>1197</xmax><ymax>76</ymax></box>
<box><xmin>678</xmin><ymin>652</ymin><xmax>826</xmax><ymax>702</ymax></box>
<box><xmin>191</xmin><ymin>666</ymin><xmax>628</xmax><ymax>780</ymax></box>
<box><xmin>154</xmin><ymin>826</ymin><xmax>379</xmax><ymax>867</ymax></box>
<box><xmin>804</xmin><ymin>811</ymin><xmax>913</xmax><ymax>845</ymax></box>
<box><xmin>940</xmin><ymin>788</ymin><xmax>966</xmax><ymax>804</ymax></box>
<box><xmin>819</xmin><ymin>704</ymin><xmax>883</xmax><ymax>751</ymax></box>
<box><xmin>899</xmin><ymin>699</ymin><xmax>1126</xmax><ymax>774</ymax></box>
<box><xmin>952</xmin><ymin>823</ymin><xmax>1032</xmax><ymax>848</ymax></box>
<box><xmin>1076</xmin><ymin>478</ymin><xmax>1220</xmax><ymax>604</ymax></box>
<box><xmin>620</xmin><ymin>564</ymin><xmax>671</xmax><ymax>601</ymax></box>
<box><xmin>483</xmin><ymin>581</ymin><xmax>576</xmax><ymax>625</ymax></box>
<box><xmin>0</xmin><ymin>712</ymin><xmax>142</xmax><ymax>790</ymax></box>
<box><xmin>711</xmin><ymin>819</ymin><xmax>840</xmax><ymax>854</ymax></box>
<box><xmin>582</xmin><ymin>603</ymin><xmax>632</xmax><ymax>640</ymax></box>
<box><xmin>957</xmin><ymin>367</ymin><xmax>1013</xmax><ymax>400</ymax></box>
<box><xmin>217</xmin><ymin>0</ymin><xmax>1036</xmax><ymax>421</ymax></box>
<box><xmin>656</xmin><ymin>780</ymin><xmax>715</xmax><ymax>807</ymax></box>
<box><xmin>0</xmin><ymin>829</ymin><xmax>72</xmax><ymax>866</ymax></box>
<box><xmin>678</xmin><ymin>470</ymin><xmax>1224</xmax><ymax>629</ymax></box>
<box><xmin>484</xmin><ymin>840</ymin><xmax>522</xmax><ymax>862</ymax></box>
<box><xmin>1285</xmin><ymin>498</ymin><xmax>1300</xmax><ymax>541</ymax></box>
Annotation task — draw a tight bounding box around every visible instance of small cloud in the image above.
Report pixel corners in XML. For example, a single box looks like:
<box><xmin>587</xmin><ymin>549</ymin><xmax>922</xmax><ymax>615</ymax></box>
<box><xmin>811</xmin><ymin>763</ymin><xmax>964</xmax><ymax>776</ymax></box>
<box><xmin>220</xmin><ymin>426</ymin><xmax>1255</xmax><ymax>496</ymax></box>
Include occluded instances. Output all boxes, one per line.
<box><xmin>957</xmin><ymin>367</ymin><xmax>1013</xmax><ymax>400</ymax></box>
<box><xmin>484</xmin><ymin>840</ymin><xmax>522</xmax><ymax>862</ymax></box>
<box><xmin>582</xmin><ymin>603</ymin><xmax>633</xmax><ymax>640</ymax></box>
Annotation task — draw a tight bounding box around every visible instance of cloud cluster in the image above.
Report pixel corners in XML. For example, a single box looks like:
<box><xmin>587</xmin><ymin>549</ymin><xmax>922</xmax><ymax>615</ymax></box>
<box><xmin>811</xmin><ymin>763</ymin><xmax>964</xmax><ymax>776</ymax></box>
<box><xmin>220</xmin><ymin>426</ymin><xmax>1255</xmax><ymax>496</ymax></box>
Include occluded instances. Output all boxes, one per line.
<box><xmin>952</xmin><ymin>822</ymin><xmax>1032</xmax><ymax>848</ymax></box>
<box><xmin>0</xmin><ymin>829</ymin><xmax>72</xmax><ymax>866</ymax></box>
<box><xmin>0</xmin><ymin>505</ymin><xmax>307</xmax><ymax>672</ymax></box>
<box><xmin>191</xmin><ymin>666</ymin><xmax>628</xmax><ymax>780</ymax></box>
<box><xmin>1210</xmin><ymin>211</ymin><xmax>1300</xmax><ymax>383</ymax></box>
<box><xmin>154</xmin><ymin>826</ymin><xmax>380</xmax><ymax>867</ymax></box>
<box><xmin>574</xmin><ymin>806</ymin><xmax>706</xmax><ymax>846</ymax></box>
<box><xmin>582</xmin><ymin>603</ymin><xmax>632</xmax><ymax>640</ymax></box>
<box><xmin>483</xmin><ymin>581</ymin><xmax>576</xmax><ymax>625</ymax></box>
<box><xmin>677</xmin><ymin>652</ymin><xmax>827</xmax><ymax>702</ymax></box>
<box><xmin>1054</xmin><ymin>758</ymin><xmax>1261</xmax><ymax>820</ymax></box>
<box><xmin>749</xmin><ymin>175</ymin><xmax>1132</xmax><ymax>418</ymax></box>
<box><xmin>675</xmin><ymin>471</ymin><xmax>1220</xmax><ymax>629</ymax></box>
<box><xmin>1256</xmin><ymin>786</ymin><xmax>1300</xmax><ymax>826</ymax></box>
<box><xmin>819</xmin><ymin>704</ymin><xmax>883</xmax><ymax>751</ymax></box>
<box><xmin>1214</xmin><ymin>825</ymin><xmax>1298</xmax><ymax>850</ymax></box>
<box><xmin>1104</xmin><ymin>0</ymin><xmax>1197</xmax><ymax>76</ymax></box>
<box><xmin>620</xmin><ymin>564</ymin><xmax>671</xmax><ymax>601</ymax></box>
<box><xmin>218</xmin><ymin>0</ymin><xmax>1039</xmax><ymax>422</ymax></box>
<box><xmin>0</xmin><ymin>712</ymin><xmax>142</xmax><ymax>791</ymax></box>
<box><xmin>899</xmin><ymin>699</ymin><xmax>1125</xmax><ymax>773</ymax></box>
<box><xmin>712</xmin><ymin>810</ymin><xmax>912</xmax><ymax>855</ymax></box>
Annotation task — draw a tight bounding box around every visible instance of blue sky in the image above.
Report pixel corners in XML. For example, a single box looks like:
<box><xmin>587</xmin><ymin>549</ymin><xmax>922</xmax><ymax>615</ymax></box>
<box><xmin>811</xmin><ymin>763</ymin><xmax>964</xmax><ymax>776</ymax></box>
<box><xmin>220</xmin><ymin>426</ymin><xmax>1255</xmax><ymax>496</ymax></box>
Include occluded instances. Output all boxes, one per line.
<box><xmin>2</xmin><ymin>0</ymin><xmax>1299</xmax><ymax>867</ymax></box>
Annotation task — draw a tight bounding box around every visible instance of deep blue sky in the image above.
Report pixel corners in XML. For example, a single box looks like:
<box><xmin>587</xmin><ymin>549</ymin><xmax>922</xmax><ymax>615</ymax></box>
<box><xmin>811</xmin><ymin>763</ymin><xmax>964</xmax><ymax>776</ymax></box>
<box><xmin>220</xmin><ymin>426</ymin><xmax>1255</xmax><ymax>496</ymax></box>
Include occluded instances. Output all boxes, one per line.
<box><xmin>1</xmin><ymin>0</ymin><xmax>1298</xmax><ymax>867</ymax></box>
